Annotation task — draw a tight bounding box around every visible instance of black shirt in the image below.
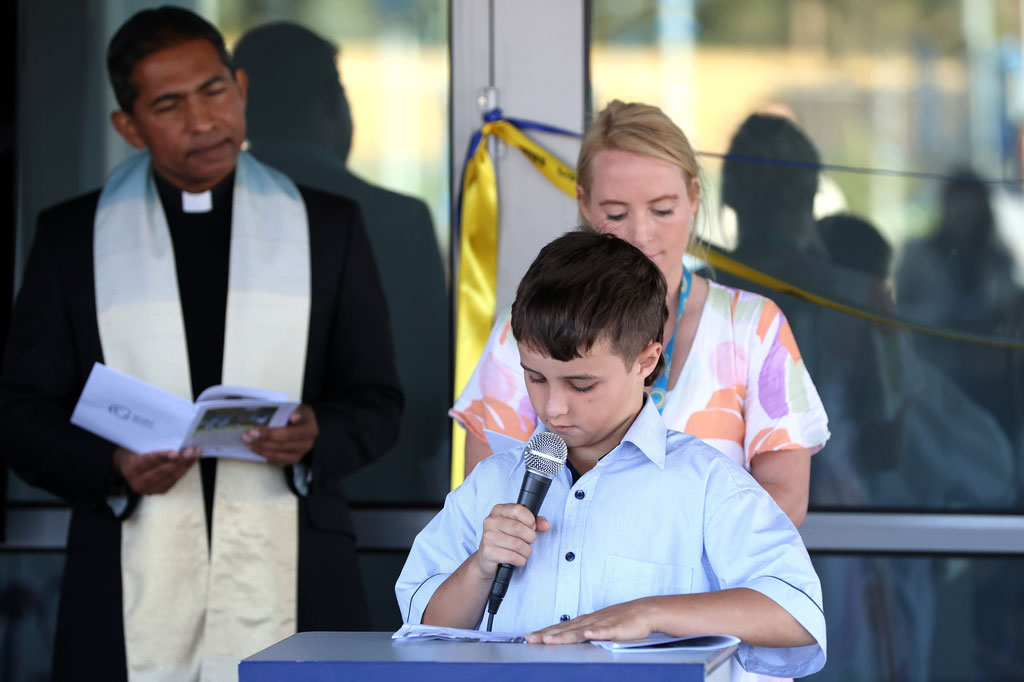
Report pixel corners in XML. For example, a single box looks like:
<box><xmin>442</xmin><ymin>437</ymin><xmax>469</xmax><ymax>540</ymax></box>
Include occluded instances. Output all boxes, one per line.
<box><xmin>154</xmin><ymin>169</ymin><xmax>235</xmax><ymax>541</ymax></box>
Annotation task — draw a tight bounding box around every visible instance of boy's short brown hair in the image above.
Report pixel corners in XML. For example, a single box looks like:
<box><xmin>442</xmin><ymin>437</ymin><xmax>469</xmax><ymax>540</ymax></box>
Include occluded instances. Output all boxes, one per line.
<box><xmin>511</xmin><ymin>232</ymin><xmax>668</xmax><ymax>386</ymax></box>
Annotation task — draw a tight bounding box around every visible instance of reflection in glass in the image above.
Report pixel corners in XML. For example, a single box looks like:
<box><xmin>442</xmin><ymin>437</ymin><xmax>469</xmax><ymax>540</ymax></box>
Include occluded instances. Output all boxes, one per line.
<box><xmin>589</xmin><ymin>0</ymin><xmax>1024</xmax><ymax>511</ymax></box>
<box><xmin>896</xmin><ymin>174</ymin><xmax>1023</xmax><ymax>444</ymax></box>
<box><xmin>715</xmin><ymin>115</ymin><xmax>1021</xmax><ymax>512</ymax></box>
<box><xmin>0</xmin><ymin>553</ymin><xmax>63</xmax><ymax>682</ymax></box>
<box><xmin>219</xmin><ymin>2</ymin><xmax>452</xmax><ymax>503</ymax></box>
<box><xmin>810</xmin><ymin>553</ymin><xmax>1024</xmax><ymax>681</ymax></box>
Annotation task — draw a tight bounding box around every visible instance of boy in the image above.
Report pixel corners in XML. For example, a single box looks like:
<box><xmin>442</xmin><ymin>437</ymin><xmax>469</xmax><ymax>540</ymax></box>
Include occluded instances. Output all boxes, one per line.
<box><xmin>396</xmin><ymin>232</ymin><xmax>825</xmax><ymax>677</ymax></box>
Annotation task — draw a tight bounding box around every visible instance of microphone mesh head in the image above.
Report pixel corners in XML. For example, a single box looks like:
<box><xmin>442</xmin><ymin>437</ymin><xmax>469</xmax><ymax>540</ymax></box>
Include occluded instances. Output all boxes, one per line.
<box><xmin>523</xmin><ymin>432</ymin><xmax>568</xmax><ymax>478</ymax></box>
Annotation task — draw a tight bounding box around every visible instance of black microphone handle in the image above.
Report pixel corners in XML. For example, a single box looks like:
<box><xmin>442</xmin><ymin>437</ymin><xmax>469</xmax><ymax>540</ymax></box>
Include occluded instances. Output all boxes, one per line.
<box><xmin>487</xmin><ymin>470</ymin><xmax>554</xmax><ymax>616</ymax></box>
<box><xmin>516</xmin><ymin>468</ymin><xmax>554</xmax><ymax>516</ymax></box>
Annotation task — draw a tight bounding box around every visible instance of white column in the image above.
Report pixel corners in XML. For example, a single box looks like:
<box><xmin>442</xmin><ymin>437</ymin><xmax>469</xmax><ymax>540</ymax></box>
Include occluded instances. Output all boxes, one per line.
<box><xmin>450</xmin><ymin>0</ymin><xmax>586</xmax><ymax>313</ymax></box>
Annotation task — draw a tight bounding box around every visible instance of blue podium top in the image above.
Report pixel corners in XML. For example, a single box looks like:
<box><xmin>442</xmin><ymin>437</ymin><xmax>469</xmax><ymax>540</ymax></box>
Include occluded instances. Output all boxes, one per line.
<box><xmin>240</xmin><ymin>631</ymin><xmax>737</xmax><ymax>682</ymax></box>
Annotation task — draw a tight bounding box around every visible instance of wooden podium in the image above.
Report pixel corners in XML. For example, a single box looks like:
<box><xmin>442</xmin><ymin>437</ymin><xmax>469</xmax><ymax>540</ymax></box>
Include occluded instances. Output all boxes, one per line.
<box><xmin>239</xmin><ymin>631</ymin><xmax>737</xmax><ymax>682</ymax></box>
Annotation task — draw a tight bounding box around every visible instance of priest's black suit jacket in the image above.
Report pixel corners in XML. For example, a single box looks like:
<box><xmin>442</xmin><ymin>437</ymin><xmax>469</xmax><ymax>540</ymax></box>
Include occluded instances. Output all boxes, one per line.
<box><xmin>0</xmin><ymin>184</ymin><xmax>403</xmax><ymax>681</ymax></box>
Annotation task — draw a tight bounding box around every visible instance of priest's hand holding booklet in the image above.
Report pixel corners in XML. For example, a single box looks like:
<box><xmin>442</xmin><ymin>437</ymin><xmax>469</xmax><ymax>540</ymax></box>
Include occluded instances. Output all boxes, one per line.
<box><xmin>71</xmin><ymin>362</ymin><xmax>301</xmax><ymax>465</ymax></box>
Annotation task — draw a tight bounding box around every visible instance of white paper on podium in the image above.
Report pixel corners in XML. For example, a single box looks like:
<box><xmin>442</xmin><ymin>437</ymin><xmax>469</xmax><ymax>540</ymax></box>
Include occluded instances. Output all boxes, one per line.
<box><xmin>392</xmin><ymin>623</ymin><xmax>525</xmax><ymax>643</ymax></box>
<box><xmin>70</xmin><ymin>362</ymin><xmax>298</xmax><ymax>460</ymax></box>
<box><xmin>590</xmin><ymin>633</ymin><xmax>740</xmax><ymax>652</ymax></box>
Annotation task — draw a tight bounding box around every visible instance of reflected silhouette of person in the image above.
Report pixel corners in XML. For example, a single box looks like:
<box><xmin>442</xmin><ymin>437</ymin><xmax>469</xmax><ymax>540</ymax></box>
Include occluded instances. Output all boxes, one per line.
<box><xmin>818</xmin><ymin>213</ymin><xmax>893</xmax><ymax>282</ymax></box>
<box><xmin>897</xmin><ymin>171</ymin><xmax>1019</xmax><ymax>333</ymax></box>
<box><xmin>719</xmin><ymin>115</ymin><xmax>1017</xmax><ymax>681</ymax></box>
<box><xmin>722</xmin><ymin>114</ymin><xmax>828</xmax><ymax>265</ymax></box>
<box><xmin>718</xmin><ymin>114</ymin><xmax>906</xmax><ymax>495</ymax></box>
<box><xmin>719</xmin><ymin>114</ymin><xmax>928</xmax><ymax>682</ymax></box>
<box><xmin>235</xmin><ymin>23</ymin><xmax>450</xmax><ymax>500</ymax></box>
<box><xmin>896</xmin><ymin>170</ymin><xmax>1024</xmax><ymax>682</ymax></box>
<box><xmin>721</xmin><ymin>115</ymin><xmax>1014</xmax><ymax>505</ymax></box>
<box><xmin>896</xmin><ymin>170</ymin><xmax>1022</xmax><ymax>448</ymax></box>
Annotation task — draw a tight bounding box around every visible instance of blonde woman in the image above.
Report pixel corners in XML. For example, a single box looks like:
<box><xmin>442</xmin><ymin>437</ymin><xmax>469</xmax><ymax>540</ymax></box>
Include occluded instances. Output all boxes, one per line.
<box><xmin>451</xmin><ymin>100</ymin><xmax>828</xmax><ymax>527</ymax></box>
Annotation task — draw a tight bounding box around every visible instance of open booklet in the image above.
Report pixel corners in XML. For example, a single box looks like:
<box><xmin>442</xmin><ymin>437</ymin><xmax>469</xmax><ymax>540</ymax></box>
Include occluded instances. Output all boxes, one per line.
<box><xmin>590</xmin><ymin>633</ymin><xmax>740</xmax><ymax>652</ymax></box>
<box><xmin>70</xmin><ymin>362</ymin><xmax>299</xmax><ymax>461</ymax></box>
<box><xmin>392</xmin><ymin>624</ymin><xmax>739</xmax><ymax>653</ymax></box>
<box><xmin>392</xmin><ymin>623</ymin><xmax>525</xmax><ymax>643</ymax></box>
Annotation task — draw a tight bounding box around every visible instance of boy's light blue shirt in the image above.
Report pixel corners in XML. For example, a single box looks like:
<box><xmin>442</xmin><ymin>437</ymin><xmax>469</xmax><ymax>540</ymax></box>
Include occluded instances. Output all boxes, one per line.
<box><xmin>396</xmin><ymin>397</ymin><xmax>826</xmax><ymax>678</ymax></box>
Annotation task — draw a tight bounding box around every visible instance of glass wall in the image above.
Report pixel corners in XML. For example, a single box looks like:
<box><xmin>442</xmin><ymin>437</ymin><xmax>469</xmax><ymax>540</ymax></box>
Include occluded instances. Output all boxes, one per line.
<box><xmin>590</xmin><ymin>0</ymin><xmax>1024</xmax><ymax>511</ymax></box>
<box><xmin>591</xmin><ymin>1</ymin><xmax>1024</xmax><ymax>678</ymax></box>
<box><xmin>810</xmin><ymin>553</ymin><xmax>1024</xmax><ymax>681</ymax></box>
<box><xmin>214</xmin><ymin>0</ymin><xmax>452</xmax><ymax>504</ymax></box>
<box><xmin>0</xmin><ymin>553</ymin><xmax>63</xmax><ymax>682</ymax></box>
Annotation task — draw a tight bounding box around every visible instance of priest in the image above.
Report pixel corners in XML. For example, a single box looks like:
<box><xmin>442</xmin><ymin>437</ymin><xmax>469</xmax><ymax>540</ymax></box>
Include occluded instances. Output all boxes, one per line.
<box><xmin>0</xmin><ymin>7</ymin><xmax>402</xmax><ymax>681</ymax></box>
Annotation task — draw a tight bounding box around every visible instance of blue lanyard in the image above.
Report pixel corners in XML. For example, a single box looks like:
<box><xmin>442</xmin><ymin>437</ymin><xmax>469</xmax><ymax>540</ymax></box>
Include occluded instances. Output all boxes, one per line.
<box><xmin>650</xmin><ymin>268</ymin><xmax>692</xmax><ymax>413</ymax></box>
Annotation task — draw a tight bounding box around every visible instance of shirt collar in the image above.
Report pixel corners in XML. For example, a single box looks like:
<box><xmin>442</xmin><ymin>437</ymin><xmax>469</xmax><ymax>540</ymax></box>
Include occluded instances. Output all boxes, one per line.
<box><xmin>529</xmin><ymin>393</ymin><xmax>667</xmax><ymax>470</ymax></box>
<box><xmin>152</xmin><ymin>168</ymin><xmax>235</xmax><ymax>218</ymax></box>
<box><xmin>619</xmin><ymin>394</ymin><xmax>667</xmax><ymax>468</ymax></box>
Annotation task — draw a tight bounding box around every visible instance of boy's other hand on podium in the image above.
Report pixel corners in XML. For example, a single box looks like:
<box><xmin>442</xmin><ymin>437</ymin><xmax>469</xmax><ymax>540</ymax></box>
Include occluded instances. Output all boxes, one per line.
<box><xmin>525</xmin><ymin>598</ymin><xmax>656</xmax><ymax>644</ymax></box>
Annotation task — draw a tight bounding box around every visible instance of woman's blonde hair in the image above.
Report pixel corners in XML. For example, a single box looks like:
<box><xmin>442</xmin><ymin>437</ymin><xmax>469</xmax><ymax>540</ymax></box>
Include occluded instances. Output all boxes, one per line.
<box><xmin>576</xmin><ymin>100</ymin><xmax>706</xmax><ymax>256</ymax></box>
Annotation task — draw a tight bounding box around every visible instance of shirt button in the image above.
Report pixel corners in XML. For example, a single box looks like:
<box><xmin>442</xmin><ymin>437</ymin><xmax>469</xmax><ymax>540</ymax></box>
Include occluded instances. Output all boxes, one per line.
<box><xmin>574</xmin><ymin>489</ymin><xmax>585</xmax><ymax>500</ymax></box>
<box><xmin>560</xmin><ymin>614</ymin><xmax>571</xmax><ymax>622</ymax></box>
<box><xmin>565</xmin><ymin>551</ymin><xmax>575</xmax><ymax>562</ymax></box>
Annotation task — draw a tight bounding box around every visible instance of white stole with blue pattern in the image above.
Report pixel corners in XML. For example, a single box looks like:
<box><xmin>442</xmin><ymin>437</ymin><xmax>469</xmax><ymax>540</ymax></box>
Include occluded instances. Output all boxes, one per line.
<box><xmin>94</xmin><ymin>151</ymin><xmax>310</xmax><ymax>682</ymax></box>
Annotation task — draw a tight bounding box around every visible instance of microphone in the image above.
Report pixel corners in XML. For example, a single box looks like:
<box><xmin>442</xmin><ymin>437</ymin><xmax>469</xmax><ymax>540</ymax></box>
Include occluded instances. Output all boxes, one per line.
<box><xmin>485</xmin><ymin>431</ymin><xmax>568</xmax><ymax>630</ymax></box>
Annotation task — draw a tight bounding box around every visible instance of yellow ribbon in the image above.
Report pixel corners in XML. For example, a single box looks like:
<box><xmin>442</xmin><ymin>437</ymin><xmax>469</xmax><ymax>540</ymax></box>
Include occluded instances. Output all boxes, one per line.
<box><xmin>452</xmin><ymin>120</ymin><xmax>578</xmax><ymax>489</ymax></box>
<box><xmin>702</xmin><ymin>247</ymin><xmax>1024</xmax><ymax>349</ymax></box>
<box><xmin>487</xmin><ymin>120</ymin><xmax>578</xmax><ymax>196</ymax></box>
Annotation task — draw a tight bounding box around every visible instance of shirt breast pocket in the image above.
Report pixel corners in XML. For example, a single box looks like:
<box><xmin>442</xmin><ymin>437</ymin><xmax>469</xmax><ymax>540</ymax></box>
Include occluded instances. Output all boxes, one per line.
<box><xmin>599</xmin><ymin>554</ymin><xmax>694</xmax><ymax>609</ymax></box>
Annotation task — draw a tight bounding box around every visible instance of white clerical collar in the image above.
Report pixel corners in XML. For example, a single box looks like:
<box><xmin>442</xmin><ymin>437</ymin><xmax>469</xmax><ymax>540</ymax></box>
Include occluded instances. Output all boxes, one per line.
<box><xmin>182</xmin><ymin>190</ymin><xmax>213</xmax><ymax>213</ymax></box>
